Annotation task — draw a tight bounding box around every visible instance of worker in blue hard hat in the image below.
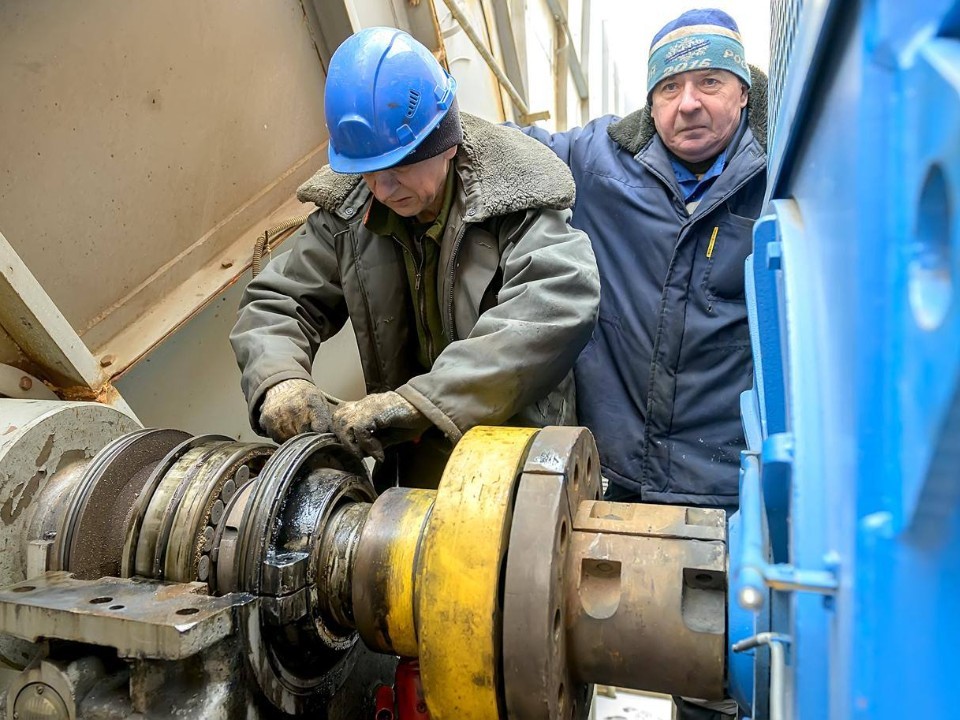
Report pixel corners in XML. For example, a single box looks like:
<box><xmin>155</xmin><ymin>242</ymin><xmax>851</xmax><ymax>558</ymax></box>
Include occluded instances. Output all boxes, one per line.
<box><xmin>513</xmin><ymin>8</ymin><xmax>765</xmax><ymax>720</ymax></box>
<box><xmin>230</xmin><ymin>27</ymin><xmax>599</xmax><ymax>488</ymax></box>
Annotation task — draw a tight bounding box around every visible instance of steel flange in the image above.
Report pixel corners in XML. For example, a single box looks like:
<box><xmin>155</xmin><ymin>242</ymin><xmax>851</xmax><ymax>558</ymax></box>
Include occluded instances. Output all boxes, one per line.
<box><xmin>502</xmin><ymin>426</ymin><xmax>601</xmax><ymax>720</ymax></box>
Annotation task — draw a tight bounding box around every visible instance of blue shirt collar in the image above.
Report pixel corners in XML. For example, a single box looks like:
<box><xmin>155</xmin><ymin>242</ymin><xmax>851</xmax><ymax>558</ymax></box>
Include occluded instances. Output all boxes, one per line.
<box><xmin>670</xmin><ymin>148</ymin><xmax>728</xmax><ymax>203</ymax></box>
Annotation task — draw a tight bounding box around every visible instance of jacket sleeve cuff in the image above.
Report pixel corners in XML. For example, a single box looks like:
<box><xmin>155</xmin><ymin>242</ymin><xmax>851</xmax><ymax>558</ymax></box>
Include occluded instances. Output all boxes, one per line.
<box><xmin>395</xmin><ymin>384</ymin><xmax>463</xmax><ymax>444</ymax></box>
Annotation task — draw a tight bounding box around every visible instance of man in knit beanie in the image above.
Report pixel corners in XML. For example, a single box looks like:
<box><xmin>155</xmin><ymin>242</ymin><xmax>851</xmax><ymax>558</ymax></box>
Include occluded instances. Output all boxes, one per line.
<box><xmin>232</xmin><ymin>27</ymin><xmax>599</xmax><ymax>490</ymax></box>
<box><xmin>515</xmin><ymin>12</ymin><xmax>766</xmax><ymax>717</ymax></box>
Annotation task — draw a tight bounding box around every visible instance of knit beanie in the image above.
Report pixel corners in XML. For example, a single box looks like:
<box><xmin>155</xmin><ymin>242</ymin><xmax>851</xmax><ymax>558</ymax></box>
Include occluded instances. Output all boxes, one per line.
<box><xmin>394</xmin><ymin>97</ymin><xmax>463</xmax><ymax>167</ymax></box>
<box><xmin>647</xmin><ymin>9</ymin><xmax>751</xmax><ymax>96</ymax></box>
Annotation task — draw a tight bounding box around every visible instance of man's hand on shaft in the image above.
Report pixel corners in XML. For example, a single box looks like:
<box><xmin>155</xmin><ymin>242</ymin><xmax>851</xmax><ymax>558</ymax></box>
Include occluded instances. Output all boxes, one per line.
<box><xmin>332</xmin><ymin>391</ymin><xmax>431</xmax><ymax>462</ymax></box>
<box><xmin>259</xmin><ymin>379</ymin><xmax>333</xmax><ymax>443</ymax></box>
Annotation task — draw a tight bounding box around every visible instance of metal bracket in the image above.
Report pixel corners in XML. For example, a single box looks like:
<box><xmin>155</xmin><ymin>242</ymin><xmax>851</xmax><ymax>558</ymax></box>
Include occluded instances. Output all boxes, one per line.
<box><xmin>736</xmin><ymin>451</ymin><xmax>839</xmax><ymax>612</ymax></box>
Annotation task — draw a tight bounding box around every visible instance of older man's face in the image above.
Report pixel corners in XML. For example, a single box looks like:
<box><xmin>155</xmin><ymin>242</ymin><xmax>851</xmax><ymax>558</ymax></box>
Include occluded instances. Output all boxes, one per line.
<box><xmin>362</xmin><ymin>146</ymin><xmax>457</xmax><ymax>222</ymax></box>
<box><xmin>651</xmin><ymin>68</ymin><xmax>748</xmax><ymax>163</ymax></box>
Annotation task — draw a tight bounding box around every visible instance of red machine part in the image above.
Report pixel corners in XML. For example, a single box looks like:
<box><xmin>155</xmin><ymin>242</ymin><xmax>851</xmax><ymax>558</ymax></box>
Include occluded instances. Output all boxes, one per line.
<box><xmin>375</xmin><ymin>658</ymin><xmax>429</xmax><ymax>720</ymax></box>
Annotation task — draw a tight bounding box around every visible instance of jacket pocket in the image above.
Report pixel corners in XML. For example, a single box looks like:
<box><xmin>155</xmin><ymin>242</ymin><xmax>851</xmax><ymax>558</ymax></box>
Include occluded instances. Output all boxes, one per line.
<box><xmin>701</xmin><ymin>211</ymin><xmax>755</xmax><ymax>303</ymax></box>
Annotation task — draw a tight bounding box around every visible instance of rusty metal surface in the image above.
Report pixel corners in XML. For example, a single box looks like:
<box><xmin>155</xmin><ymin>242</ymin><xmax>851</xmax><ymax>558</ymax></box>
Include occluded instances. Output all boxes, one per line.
<box><xmin>566</xmin><ymin>502</ymin><xmax>728</xmax><ymax>700</ymax></box>
<box><xmin>62</xmin><ymin>429</ymin><xmax>190</xmax><ymax>580</ymax></box>
<box><xmin>0</xmin><ymin>364</ymin><xmax>58</xmax><ymax>401</ymax></box>
<box><xmin>0</xmin><ymin>231</ymin><xmax>106</xmax><ymax>392</ymax></box>
<box><xmin>0</xmin><ymin>571</ymin><xmax>253</xmax><ymax>660</ymax></box>
<box><xmin>503</xmin><ymin>426</ymin><xmax>598</xmax><ymax>720</ymax></box>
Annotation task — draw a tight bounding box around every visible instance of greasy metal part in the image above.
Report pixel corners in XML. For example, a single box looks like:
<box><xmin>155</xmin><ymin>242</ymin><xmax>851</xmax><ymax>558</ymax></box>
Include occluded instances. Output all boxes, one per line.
<box><xmin>5</xmin><ymin>655</ymin><xmax>107</xmax><ymax>720</ymax></box>
<box><xmin>418</xmin><ymin>426</ymin><xmax>537</xmax><ymax>720</ymax></box>
<box><xmin>211</xmin><ymin>478</ymin><xmax>256</xmax><ymax>596</ymax></box>
<box><xmin>131</xmin><ymin>436</ymin><xmax>230</xmax><ymax>579</ymax></box>
<box><xmin>60</xmin><ymin>429</ymin><xmax>191</xmax><ymax>580</ymax></box>
<box><xmin>132</xmin><ymin>438</ymin><xmax>272</xmax><ymax>582</ymax></box>
<box><xmin>0</xmin><ymin>571</ymin><xmax>253</xmax><ymax>660</ymax></box>
<box><xmin>352</xmin><ymin>488</ymin><xmax>435</xmax><ymax>657</ymax></box>
<box><xmin>121</xmin><ymin>435</ymin><xmax>227</xmax><ymax>578</ymax></box>
<box><xmin>0</xmin><ymin>400</ymin><xmax>140</xmax><ymax>668</ymax></box>
<box><xmin>228</xmin><ymin>433</ymin><xmax>374</xmax><ymax>714</ymax></box>
<box><xmin>503</xmin><ymin>426</ymin><xmax>600</xmax><ymax>720</ymax></box>
<box><xmin>566</xmin><ymin>501</ymin><xmax>728</xmax><ymax>699</ymax></box>
<box><xmin>315</xmin><ymin>501</ymin><xmax>371</xmax><ymax>634</ymax></box>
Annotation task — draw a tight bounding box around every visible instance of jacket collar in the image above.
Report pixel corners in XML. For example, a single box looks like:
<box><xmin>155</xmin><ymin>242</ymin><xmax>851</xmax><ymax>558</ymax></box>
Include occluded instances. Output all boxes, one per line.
<box><xmin>297</xmin><ymin>113</ymin><xmax>576</xmax><ymax>222</ymax></box>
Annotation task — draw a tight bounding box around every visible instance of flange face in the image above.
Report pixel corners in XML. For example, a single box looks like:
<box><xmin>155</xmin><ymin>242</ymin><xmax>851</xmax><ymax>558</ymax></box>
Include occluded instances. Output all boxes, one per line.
<box><xmin>503</xmin><ymin>426</ymin><xmax>600</xmax><ymax>720</ymax></box>
<box><xmin>417</xmin><ymin>425</ymin><xmax>537</xmax><ymax>720</ymax></box>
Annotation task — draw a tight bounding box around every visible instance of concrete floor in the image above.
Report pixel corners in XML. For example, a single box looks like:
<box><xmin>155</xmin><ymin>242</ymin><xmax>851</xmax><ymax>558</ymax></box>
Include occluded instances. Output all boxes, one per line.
<box><xmin>592</xmin><ymin>687</ymin><xmax>674</xmax><ymax>720</ymax></box>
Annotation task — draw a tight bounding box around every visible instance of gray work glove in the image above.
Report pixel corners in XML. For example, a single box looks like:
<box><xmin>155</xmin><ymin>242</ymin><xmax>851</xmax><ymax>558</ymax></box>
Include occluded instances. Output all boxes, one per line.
<box><xmin>259</xmin><ymin>378</ymin><xmax>333</xmax><ymax>443</ymax></box>
<box><xmin>331</xmin><ymin>391</ymin><xmax>431</xmax><ymax>462</ymax></box>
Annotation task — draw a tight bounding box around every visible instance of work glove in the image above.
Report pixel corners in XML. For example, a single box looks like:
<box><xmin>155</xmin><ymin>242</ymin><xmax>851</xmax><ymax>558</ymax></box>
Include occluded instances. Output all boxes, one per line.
<box><xmin>331</xmin><ymin>391</ymin><xmax>431</xmax><ymax>462</ymax></box>
<box><xmin>259</xmin><ymin>378</ymin><xmax>333</xmax><ymax>444</ymax></box>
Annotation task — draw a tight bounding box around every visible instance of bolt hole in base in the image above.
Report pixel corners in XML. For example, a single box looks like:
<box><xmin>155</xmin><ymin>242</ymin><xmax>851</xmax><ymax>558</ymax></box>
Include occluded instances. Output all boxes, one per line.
<box><xmin>176</xmin><ymin>607</ymin><xmax>200</xmax><ymax>616</ymax></box>
<box><xmin>910</xmin><ymin>163</ymin><xmax>953</xmax><ymax>330</ymax></box>
<box><xmin>89</xmin><ymin>597</ymin><xmax>112</xmax><ymax>604</ymax></box>
<box><xmin>11</xmin><ymin>586</ymin><xmax>35</xmax><ymax>593</ymax></box>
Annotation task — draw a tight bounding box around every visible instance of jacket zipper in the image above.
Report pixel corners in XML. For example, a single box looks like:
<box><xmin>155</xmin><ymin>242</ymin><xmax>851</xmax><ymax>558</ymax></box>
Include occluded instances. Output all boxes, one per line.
<box><xmin>344</xmin><ymin>226</ymin><xmax>385</xmax><ymax>388</ymax></box>
<box><xmin>414</xmin><ymin>238</ymin><xmax>436</xmax><ymax>365</ymax></box>
<box><xmin>444</xmin><ymin>223</ymin><xmax>468</xmax><ymax>342</ymax></box>
<box><xmin>393</xmin><ymin>234</ymin><xmax>436</xmax><ymax>366</ymax></box>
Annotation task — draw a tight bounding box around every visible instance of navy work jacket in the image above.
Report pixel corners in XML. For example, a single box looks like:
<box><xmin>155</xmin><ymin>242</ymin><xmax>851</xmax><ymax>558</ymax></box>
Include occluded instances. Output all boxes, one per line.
<box><xmin>519</xmin><ymin>112</ymin><xmax>767</xmax><ymax>508</ymax></box>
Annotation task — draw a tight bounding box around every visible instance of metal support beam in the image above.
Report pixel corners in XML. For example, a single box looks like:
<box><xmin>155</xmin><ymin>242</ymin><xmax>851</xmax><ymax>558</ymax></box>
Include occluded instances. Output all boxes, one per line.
<box><xmin>489</xmin><ymin>0</ymin><xmax>528</xmax><ymax>112</ymax></box>
<box><xmin>580</xmin><ymin>0</ymin><xmax>591</xmax><ymax>124</ymax></box>
<box><xmin>438</xmin><ymin>0</ymin><xmax>549</xmax><ymax>123</ymax></box>
<box><xmin>301</xmin><ymin>0</ymin><xmax>355</xmax><ymax>73</ymax></box>
<box><xmin>544</xmin><ymin>0</ymin><xmax>589</xmax><ymax>101</ymax></box>
<box><xmin>554</xmin><ymin>0</ymin><xmax>569</xmax><ymax>129</ymax></box>
<box><xmin>0</xmin><ymin>229</ymin><xmax>136</xmax><ymax>417</ymax></box>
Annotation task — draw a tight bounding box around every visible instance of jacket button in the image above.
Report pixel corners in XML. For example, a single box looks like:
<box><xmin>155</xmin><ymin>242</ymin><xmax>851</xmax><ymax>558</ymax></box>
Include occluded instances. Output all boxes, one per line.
<box><xmin>466</xmin><ymin>207</ymin><xmax>477</xmax><ymax>216</ymax></box>
<box><xmin>344</xmin><ymin>207</ymin><xmax>355</xmax><ymax>216</ymax></box>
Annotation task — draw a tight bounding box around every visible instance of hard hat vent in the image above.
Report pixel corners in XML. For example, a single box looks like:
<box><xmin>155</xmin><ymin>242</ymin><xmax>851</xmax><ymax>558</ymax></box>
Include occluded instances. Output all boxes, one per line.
<box><xmin>406</xmin><ymin>89</ymin><xmax>422</xmax><ymax>119</ymax></box>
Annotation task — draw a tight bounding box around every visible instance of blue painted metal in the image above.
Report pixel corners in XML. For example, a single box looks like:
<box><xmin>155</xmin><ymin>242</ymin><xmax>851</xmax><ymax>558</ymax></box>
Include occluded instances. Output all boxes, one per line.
<box><xmin>737</xmin><ymin>1</ymin><xmax>960</xmax><ymax>717</ymax></box>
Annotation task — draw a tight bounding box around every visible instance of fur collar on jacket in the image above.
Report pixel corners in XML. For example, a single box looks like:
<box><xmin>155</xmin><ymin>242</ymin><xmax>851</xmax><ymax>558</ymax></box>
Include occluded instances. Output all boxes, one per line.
<box><xmin>298</xmin><ymin>112</ymin><xmax>576</xmax><ymax>221</ymax></box>
<box><xmin>607</xmin><ymin>65</ymin><xmax>768</xmax><ymax>156</ymax></box>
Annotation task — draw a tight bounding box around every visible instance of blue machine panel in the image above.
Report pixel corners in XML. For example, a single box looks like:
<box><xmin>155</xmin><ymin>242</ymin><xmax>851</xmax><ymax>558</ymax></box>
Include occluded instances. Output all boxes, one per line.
<box><xmin>733</xmin><ymin>2</ymin><xmax>960</xmax><ymax>718</ymax></box>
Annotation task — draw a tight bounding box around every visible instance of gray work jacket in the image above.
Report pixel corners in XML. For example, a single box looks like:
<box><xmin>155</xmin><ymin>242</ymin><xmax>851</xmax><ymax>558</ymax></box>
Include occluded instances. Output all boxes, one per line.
<box><xmin>231</xmin><ymin>113</ymin><xmax>600</xmax><ymax>444</ymax></box>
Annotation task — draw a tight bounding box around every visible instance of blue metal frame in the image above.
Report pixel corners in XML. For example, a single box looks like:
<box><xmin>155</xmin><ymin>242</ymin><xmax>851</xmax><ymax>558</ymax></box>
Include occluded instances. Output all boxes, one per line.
<box><xmin>733</xmin><ymin>1</ymin><xmax>960</xmax><ymax>718</ymax></box>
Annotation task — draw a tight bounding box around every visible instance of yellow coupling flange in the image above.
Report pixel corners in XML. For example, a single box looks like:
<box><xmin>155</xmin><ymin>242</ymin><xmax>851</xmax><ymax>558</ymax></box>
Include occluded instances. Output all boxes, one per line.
<box><xmin>352</xmin><ymin>487</ymin><xmax>435</xmax><ymax>657</ymax></box>
<box><xmin>417</xmin><ymin>426</ymin><xmax>537</xmax><ymax>720</ymax></box>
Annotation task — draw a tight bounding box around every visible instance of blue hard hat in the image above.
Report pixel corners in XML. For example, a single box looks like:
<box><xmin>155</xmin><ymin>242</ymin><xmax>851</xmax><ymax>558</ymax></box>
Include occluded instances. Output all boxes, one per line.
<box><xmin>325</xmin><ymin>27</ymin><xmax>458</xmax><ymax>174</ymax></box>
